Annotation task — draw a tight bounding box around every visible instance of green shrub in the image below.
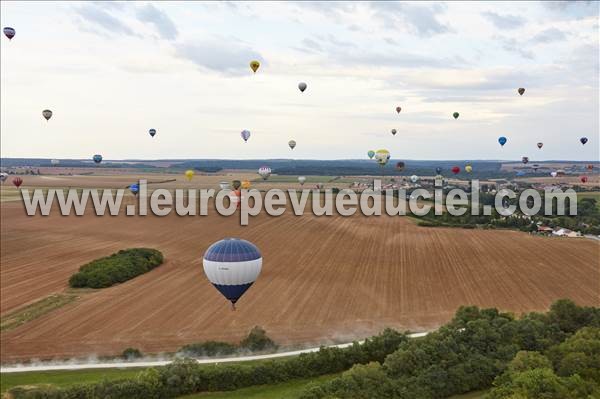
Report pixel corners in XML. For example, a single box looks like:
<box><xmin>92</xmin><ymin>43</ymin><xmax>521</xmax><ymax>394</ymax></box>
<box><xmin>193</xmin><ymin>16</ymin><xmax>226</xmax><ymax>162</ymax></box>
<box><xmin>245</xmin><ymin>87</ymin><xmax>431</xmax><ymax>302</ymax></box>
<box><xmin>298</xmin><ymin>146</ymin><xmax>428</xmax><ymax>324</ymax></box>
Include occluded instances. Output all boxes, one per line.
<box><xmin>68</xmin><ymin>248</ymin><xmax>163</xmax><ymax>289</ymax></box>
<box><xmin>122</xmin><ymin>347</ymin><xmax>143</xmax><ymax>360</ymax></box>
<box><xmin>240</xmin><ymin>326</ymin><xmax>278</xmax><ymax>352</ymax></box>
<box><xmin>178</xmin><ymin>341</ymin><xmax>237</xmax><ymax>357</ymax></box>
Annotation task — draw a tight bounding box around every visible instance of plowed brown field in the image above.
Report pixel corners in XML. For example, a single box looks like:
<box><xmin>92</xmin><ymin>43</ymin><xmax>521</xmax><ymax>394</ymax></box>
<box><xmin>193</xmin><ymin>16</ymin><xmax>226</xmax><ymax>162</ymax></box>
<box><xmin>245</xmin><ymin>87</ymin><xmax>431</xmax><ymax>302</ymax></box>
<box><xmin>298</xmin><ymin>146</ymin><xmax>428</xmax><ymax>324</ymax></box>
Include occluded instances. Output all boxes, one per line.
<box><xmin>1</xmin><ymin>178</ymin><xmax>599</xmax><ymax>362</ymax></box>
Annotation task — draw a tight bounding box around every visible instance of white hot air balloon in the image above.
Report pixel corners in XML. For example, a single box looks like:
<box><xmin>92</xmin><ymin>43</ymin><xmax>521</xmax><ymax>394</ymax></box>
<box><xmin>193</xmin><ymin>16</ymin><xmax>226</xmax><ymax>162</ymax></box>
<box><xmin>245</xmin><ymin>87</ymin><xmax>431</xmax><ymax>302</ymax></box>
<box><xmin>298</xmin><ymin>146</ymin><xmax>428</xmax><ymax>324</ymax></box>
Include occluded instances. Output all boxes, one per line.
<box><xmin>219</xmin><ymin>181</ymin><xmax>230</xmax><ymax>190</ymax></box>
<box><xmin>258</xmin><ymin>166</ymin><xmax>271</xmax><ymax>180</ymax></box>
<box><xmin>298</xmin><ymin>176</ymin><xmax>306</xmax><ymax>185</ymax></box>
<box><xmin>50</xmin><ymin>159</ymin><xmax>60</xmax><ymax>166</ymax></box>
<box><xmin>410</xmin><ymin>175</ymin><xmax>419</xmax><ymax>183</ymax></box>
<box><xmin>203</xmin><ymin>238</ymin><xmax>262</xmax><ymax>310</ymax></box>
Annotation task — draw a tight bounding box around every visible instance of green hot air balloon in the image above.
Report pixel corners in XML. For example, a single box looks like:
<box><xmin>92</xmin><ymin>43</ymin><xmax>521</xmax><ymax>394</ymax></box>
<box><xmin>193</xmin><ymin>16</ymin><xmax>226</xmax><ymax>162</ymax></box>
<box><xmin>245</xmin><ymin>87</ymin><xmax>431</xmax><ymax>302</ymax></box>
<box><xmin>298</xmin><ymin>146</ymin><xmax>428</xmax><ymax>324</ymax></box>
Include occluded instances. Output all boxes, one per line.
<box><xmin>367</xmin><ymin>150</ymin><xmax>375</xmax><ymax>159</ymax></box>
<box><xmin>453</xmin><ymin>112</ymin><xmax>459</xmax><ymax>120</ymax></box>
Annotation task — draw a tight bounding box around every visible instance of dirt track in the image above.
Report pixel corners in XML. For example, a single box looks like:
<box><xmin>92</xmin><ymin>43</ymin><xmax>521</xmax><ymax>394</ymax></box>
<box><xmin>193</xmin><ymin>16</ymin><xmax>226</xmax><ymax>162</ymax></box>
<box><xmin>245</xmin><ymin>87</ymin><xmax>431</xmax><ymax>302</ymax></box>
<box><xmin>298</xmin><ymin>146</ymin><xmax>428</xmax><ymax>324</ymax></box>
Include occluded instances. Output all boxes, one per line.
<box><xmin>1</xmin><ymin>179</ymin><xmax>599</xmax><ymax>362</ymax></box>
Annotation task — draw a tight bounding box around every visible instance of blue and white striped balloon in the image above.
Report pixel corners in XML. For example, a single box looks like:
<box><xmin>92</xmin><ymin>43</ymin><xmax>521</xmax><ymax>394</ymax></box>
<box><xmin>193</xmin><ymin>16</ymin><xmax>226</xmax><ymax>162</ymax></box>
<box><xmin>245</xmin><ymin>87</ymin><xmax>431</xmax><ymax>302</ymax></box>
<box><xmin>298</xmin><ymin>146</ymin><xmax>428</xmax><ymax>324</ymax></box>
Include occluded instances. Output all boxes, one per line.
<box><xmin>203</xmin><ymin>238</ymin><xmax>262</xmax><ymax>310</ymax></box>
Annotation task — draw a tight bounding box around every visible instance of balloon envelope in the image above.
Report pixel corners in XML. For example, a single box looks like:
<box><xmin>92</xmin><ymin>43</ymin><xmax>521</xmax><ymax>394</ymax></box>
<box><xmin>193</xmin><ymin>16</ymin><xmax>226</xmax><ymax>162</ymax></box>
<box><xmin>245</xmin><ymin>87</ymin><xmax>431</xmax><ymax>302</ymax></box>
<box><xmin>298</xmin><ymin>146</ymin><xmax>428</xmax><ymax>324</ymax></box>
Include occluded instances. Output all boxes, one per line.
<box><xmin>580</xmin><ymin>137</ymin><xmax>588</xmax><ymax>145</ymax></box>
<box><xmin>258</xmin><ymin>166</ymin><xmax>271</xmax><ymax>180</ymax></box>
<box><xmin>298</xmin><ymin>176</ymin><xmax>306</xmax><ymax>185</ymax></box>
<box><xmin>498</xmin><ymin>136</ymin><xmax>507</xmax><ymax>146</ymax></box>
<box><xmin>396</xmin><ymin>161</ymin><xmax>405</xmax><ymax>171</ymax></box>
<box><xmin>232</xmin><ymin>180</ymin><xmax>241</xmax><ymax>190</ymax></box>
<box><xmin>129</xmin><ymin>183</ymin><xmax>139</xmax><ymax>195</ymax></box>
<box><xmin>50</xmin><ymin>159</ymin><xmax>60</xmax><ymax>166</ymax></box>
<box><xmin>288</xmin><ymin>140</ymin><xmax>296</xmax><ymax>150</ymax></box>
<box><xmin>0</xmin><ymin>173</ymin><xmax>7</xmax><ymax>182</ymax></box>
<box><xmin>550</xmin><ymin>171</ymin><xmax>558</xmax><ymax>177</ymax></box>
<box><xmin>249</xmin><ymin>60</ymin><xmax>260</xmax><ymax>73</ymax></box>
<box><xmin>580</xmin><ymin>176</ymin><xmax>588</xmax><ymax>183</ymax></box>
<box><xmin>12</xmin><ymin>177</ymin><xmax>23</xmax><ymax>188</ymax></box>
<box><xmin>522</xmin><ymin>156</ymin><xmax>529</xmax><ymax>164</ymax></box>
<box><xmin>451</xmin><ymin>166</ymin><xmax>460</xmax><ymax>174</ymax></box>
<box><xmin>453</xmin><ymin>112</ymin><xmax>459</xmax><ymax>119</ymax></box>
<box><xmin>203</xmin><ymin>238</ymin><xmax>262</xmax><ymax>308</ymax></box>
<box><xmin>42</xmin><ymin>109</ymin><xmax>52</xmax><ymax>121</ymax></box>
<box><xmin>241</xmin><ymin>130</ymin><xmax>251</xmax><ymax>142</ymax></box>
<box><xmin>396</xmin><ymin>106</ymin><xmax>401</xmax><ymax>114</ymax></box>
<box><xmin>391</xmin><ymin>129</ymin><xmax>397</xmax><ymax>135</ymax></box>
<box><xmin>537</xmin><ymin>142</ymin><xmax>543</xmax><ymax>149</ymax></box>
<box><xmin>435</xmin><ymin>167</ymin><xmax>442</xmax><ymax>175</ymax></box>
<box><xmin>185</xmin><ymin>170</ymin><xmax>194</xmax><ymax>181</ymax></box>
<box><xmin>149</xmin><ymin>129</ymin><xmax>156</xmax><ymax>137</ymax></box>
<box><xmin>465</xmin><ymin>165</ymin><xmax>473</xmax><ymax>173</ymax></box>
<box><xmin>3</xmin><ymin>27</ymin><xmax>15</xmax><ymax>40</ymax></box>
<box><xmin>374</xmin><ymin>149</ymin><xmax>390</xmax><ymax>166</ymax></box>
<box><xmin>410</xmin><ymin>175</ymin><xmax>418</xmax><ymax>183</ymax></box>
<box><xmin>241</xmin><ymin>180</ymin><xmax>251</xmax><ymax>189</ymax></box>
<box><xmin>518</xmin><ymin>88</ymin><xmax>525</xmax><ymax>96</ymax></box>
<box><xmin>298</xmin><ymin>82</ymin><xmax>307</xmax><ymax>92</ymax></box>
<box><xmin>367</xmin><ymin>150</ymin><xmax>375</xmax><ymax>159</ymax></box>
<box><xmin>93</xmin><ymin>154</ymin><xmax>103</xmax><ymax>164</ymax></box>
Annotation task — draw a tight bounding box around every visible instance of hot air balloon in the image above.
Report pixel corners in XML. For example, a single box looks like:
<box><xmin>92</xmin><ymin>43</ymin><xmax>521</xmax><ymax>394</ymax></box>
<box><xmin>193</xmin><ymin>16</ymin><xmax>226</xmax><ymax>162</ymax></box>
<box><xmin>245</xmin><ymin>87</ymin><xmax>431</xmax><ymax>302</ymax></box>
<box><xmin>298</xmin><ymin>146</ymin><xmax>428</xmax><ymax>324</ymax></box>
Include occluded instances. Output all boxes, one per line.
<box><xmin>410</xmin><ymin>175</ymin><xmax>418</xmax><ymax>183</ymax></box>
<box><xmin>232</xmin><ymin>180</ymin><xmax>241</xmax><ymax>190</ymax></box>
<box><xmin>550</xmin><ymin>171</ymin><xmax>558</xmax><ymax>178</ymax></box>
<box><xmin>0</xmin><ymin>173</ymin><xmax>7</xmax><ymax>183</ymax></box>
<box><xmin>522</xmin><ymin>156</ymin><xmax>529</xmax><ymax>165</ymax></box>
<box><xmin>185</xmin><ymin>170</ymin><xmax>194</xmax><ymax>181</ymax></box>
<box><xmin>465</xmin><ymin>165</ymin><xmax>473</xmax><ymax>173</ymax></box>
<box><xmin>367</xmin><ymin>150</ymin><xmax>375</xmax><ymax>159</ymax></box>
<box><xmin>241</xmin><ymin>180</ymin><xmax>251</xmax><ymax>189</ymax></box>
<box><xmin>129</xmin><ymin>183</ymin><xmax>139</xmax><ymax>196</ymax></box>
<box><xmin>498</xmin><ymin>136</ymin><xmax>507</xmax><ymax>147</ymax></box>
<box><xmin>537</xmin><ymin>142</ymin><xmax>543</xmax><ymax>149</ymax></box>
<box><xmin>374</xmin><ymin>149</ymin><xmax>390</xmax><ymax>166</ymax></box>
<box><xmin>298</xmin><ymin>82</ymin><xmax>307</xmax><ymax>92</ymax></box>
<box><xmin>12</xmin><ymin>177</ymin><xmax>23</xmax><ymax>188</ymax></box>
<box><xmin>587</xmin><ymin>164</ymin><xmax>594</xmax><ymax>171</ymax></box>
<box><xmin>580</xmin><ymin>176</ymin><xmax>588</xmax><ymax>183</ymax></box>
<box><xmin>42</xmin><ymin>109</ymin><xmax>52</xmax><ymax>121</ymax></box>
<box><xmin>453</xmin><ymin>112</ymin><xmax>459</xmax><ymax>119</ymax></box>
<box><xmin>249</xmin><ymin>60</ymin><xmax>260</xmax><ymax>73</ymax></box>
<box><xmin>396</xmin><ymin>161</ymin><xmax>405</xmax><ymax>171</ymax></box>
<box><xmin>391</xmin><ymin>129</ymin><xmax>397</xmax><ymax>136</ymax></box>
<box><xmin>451</xmin><ymin>166</ymin><xmax>460</xmax><ymax>174</ymax></box>
<box><xmin>241</xmin><ymin>130</ymin><xmax>251</xmax><ymax>143</ymax></box>
<box><xmin>203</xmin><ymin>238</ymin><xmax>262</xmax><ymax>310</ymax></box>
<box><xmin>3</xmin><ymin>27</ymin><xmax>15</xmax><ymax>40</ymax></box>
<box><xmin>219</xmin><ymin>181</ymin><xmax>230</xmax><ymax>190</ymax></box>
<box><xmin>518</xmin><ymin>88</ymin><xmax>525</xmax><ymax>96</ymax></box>
<box><xmin>149</xmin><ymin>129</ymin><xmax>156</xmax><ymax>137</ymax></box>
<box><xmin>229</xmin><ymin>189</ymin><xmax>242</xmax><ymax>209</ymax></box>
<box><xmin>396</xmin><ymin>106</ymin><xmax>401</xmax><ymax>114</ymax></box>
<box><xmin>435</xmin><ymin>167</ymin><xmax>442</xmax><ymax>175</ymax></box>
<box><xmin>50</xmin><ymin>159</ymin><xmax>60</xmax><ymax>166</ymax></box>
<box><xmin>288</xmin><ymin>140</ymin><xmax>296</xmax><ymax>150</ymax></box>
<box><xmin>258</xmin><ymin>166</ymin><xmax>271</xmax><ymax>180</ymax></box>
<box><xmin>298</xmin><ymin>176</ymin><xmax>306</xmax><ymax>185</ymax></box>
<box><xmin>315</xmin><ymin>183</ymin><xmax>323</xmax><ymax>190</ymax></box>
<box><xmin>580</xmin><ymin>137</ymin><xmax>588</xmax><ymax>145</ymax></box>
<box><xmin>93</xmin><ymin>154</ymin><xmax>103</xmax><ymax>164</ymax></box>
<box><xmin>532</xmin><ymin>164</ymin><xmax>539</xmax><ymax>172</ymax></box>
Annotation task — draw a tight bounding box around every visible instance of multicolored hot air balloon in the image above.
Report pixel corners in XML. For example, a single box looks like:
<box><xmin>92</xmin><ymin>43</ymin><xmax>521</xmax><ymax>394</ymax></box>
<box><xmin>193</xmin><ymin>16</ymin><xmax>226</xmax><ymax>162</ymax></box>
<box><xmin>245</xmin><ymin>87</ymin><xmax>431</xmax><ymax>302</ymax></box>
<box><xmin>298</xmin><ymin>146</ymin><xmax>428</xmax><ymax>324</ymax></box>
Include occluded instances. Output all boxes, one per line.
<box><xmin>453</xmin><ymin>112</ymin><xmax>459</xmax><ymax>119</ymax></box>
<box><xmin>12</xmin><ymin>177</ymin><xmax>23</xmax><ymax>188</ymax></box>
<box><xmin>391</xmin><ymin>129</ymin><xmax>397</xmax><ymax>136</ymax></box>
<box><xmin>288</xmin><ymin>140</ymin><xmax>296</xmax><ymax>150</ymax></box>
<box><xmin>129</xmin><ymin>183</ymin><xmax>139</xmax><ymax>196</ymax></box>
<box><xmin>396</xmin><ymin>106</ymin><xmax>401</xmax><ymax>114</ymax></box>
<box><xmin>451</xmin><ymin>166</ymin><xmax>460</xmax><ymax>174</ymax></box>
<box><xmin>93</xmin><ymin>154</ymin><xmax>103</xmax><ymax>164</ymax></box>
<box><xmin>249</xmin><ymin>60</ymin><xmax>260</xmax><ymax>73</ymax></box>
<box><xmin>410</xmin><ymin>175</ymin><xmax>419</xmax><ymax>183</ymax></box>
<box><xmin>580</xmin><ymin>176</ymin><xmax>588</xmax><ymax>183</ymax></box>
<box><xmin>3</xmin><ymin>27</ymin><xmax>15</xmax><ymax>40</ymax></box>
<box><xmin>149</xmin><ymin>129</ymin><xmax>156</xmax><ymax>137</ymax></box>
<box><xmin>435</xmin><ymin>167</ymin><xmax>442</xmax><ymax>175</ymax></box>
<box><xmin>498</xmin><ymin>136</ymin><xmax>507</xmax><ymax>147</ymax></box>
<box><xmin>298</xmin><ymin>176</ymin><xmax>306</xmax><ymax>185</ymax></box>
<box><xmin>367</xmin><ymin>150</ymin><xmax>375</xmax><ymax>159</ymax></box>
<box><xmin>465</xmin><ymin>165</ymin><xmax>473</xmax><ymax>173</ymax></box>
<box><xmin>587</xmin><ymin>164</ymin><xmax>594</xmax><ymax>171</ymax></box>
<box><xmin>298</xmin><ymin>82</ymin><xmax>307</xmax><ymax>92</ymax></box>
<box><xmin>396</xmin><ymin>161</ymin><xmax>405</xmax><ymax>171</ymax></box>
<box><xmin>518</xmin><ymin>88</ymin><xmax>525</xmax><ymax>96</ymax></box>
<box><xmin>42</xmin><ymin>109</ymin><xmax>52</xmax><ymax>121</ymax></box>
<box><xmin>203</xmin><ymin>238</ymin><xmax>262</xmax><ymax>310</ymax></box>
<box><xmin>537</xmin><ymin>142</ymin><xmax>543</xmax><ymax>149</ymax></box>
<box><xmin>522</xmin><ymin>156</ymin><xmax>529</xmax><ymax>165</ymax></box>
<box><xmin>241</xmin><ymin>130</ymin><xmax>251</xmax><ymax>143</ymax></box>
<box><xmin>241</xmin><ymin>180</ymin><xmax>251</xmax><ymax>189</ymax></box>
<box><xmin>185</xmin><ymin>170</ymin><xmax>194</xmax><ymax>181</ymax></box>
<box><xmin>258</xmin><ymin>166</ymin><xmax>271</xmax><ymax>180</ymax></box>
<box><xmin>374</xmin><ymin>149</ymin><xmax>390</xmax><ymax>166</ymax></box>
<box><xmin>580</xmin><ymin>137</ymin><xmax>588</xmax><ymax>145</ymax></box>
<box><xmin>232</xmin><ymin>180</ymin><xmax>241</xmax><ymax>190</ymax></box>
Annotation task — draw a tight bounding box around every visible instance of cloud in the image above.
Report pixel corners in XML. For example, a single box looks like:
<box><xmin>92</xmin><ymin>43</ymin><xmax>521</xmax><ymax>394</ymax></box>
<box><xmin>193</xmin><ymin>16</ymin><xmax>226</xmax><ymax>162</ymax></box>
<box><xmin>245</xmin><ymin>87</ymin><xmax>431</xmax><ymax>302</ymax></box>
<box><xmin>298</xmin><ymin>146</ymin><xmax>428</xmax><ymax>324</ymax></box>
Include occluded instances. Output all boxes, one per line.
<box><xmin>482</xmin><ymin>11</ymin><xmax>526</xmax><ymax>30</ymax></box>
<box><xmin>301</xmin><ymin>38</ymin><xmax>323</xmax><ymax>53</ymax></box>
<box><xmin>530</xmin><ymin>28</ymin><xmax>568</xmax><ymax>43</ymax></box>
<box><xmin>175</xmin><ymin>38</ymin><xmax>264</xmax><ymax>75</ymax></box>
<box><xmin>136</xmin><ymin>4</ymin><xmax>178</xmax><ymax>40</ymax></box>
<box><xmin>370</xmin><ymin>2</ymin><xmax>451</xmax><ymax>37</ymax></box>
<box><xmin>494</xmin><ymin>35</ymin><xmax>535</xmax><ymax>59</ymax></box>
<box><xmin>75</xmin><ymin>3</ymin><xmax>135</xmax><ymax>36</ymax></box>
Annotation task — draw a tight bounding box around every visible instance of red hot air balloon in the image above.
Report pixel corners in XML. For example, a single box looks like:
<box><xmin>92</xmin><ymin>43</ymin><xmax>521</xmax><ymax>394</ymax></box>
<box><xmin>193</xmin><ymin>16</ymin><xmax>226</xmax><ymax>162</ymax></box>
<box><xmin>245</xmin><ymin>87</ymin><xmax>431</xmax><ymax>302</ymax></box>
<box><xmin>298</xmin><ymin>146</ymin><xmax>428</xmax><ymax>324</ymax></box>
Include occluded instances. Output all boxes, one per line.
<box><xmin>451</xmin><ymin>166</ymin><xmax>460</xmax><ymax>174</ymax></box>
<box><xmin>580</xmin><ymin>176</ymin><xmax>588</xmax><ymax>183</ymax></box>
<box><xmin>12</xmin><ymin>177</ymin><xmax>23</xmax><ymax>188</ymax></box>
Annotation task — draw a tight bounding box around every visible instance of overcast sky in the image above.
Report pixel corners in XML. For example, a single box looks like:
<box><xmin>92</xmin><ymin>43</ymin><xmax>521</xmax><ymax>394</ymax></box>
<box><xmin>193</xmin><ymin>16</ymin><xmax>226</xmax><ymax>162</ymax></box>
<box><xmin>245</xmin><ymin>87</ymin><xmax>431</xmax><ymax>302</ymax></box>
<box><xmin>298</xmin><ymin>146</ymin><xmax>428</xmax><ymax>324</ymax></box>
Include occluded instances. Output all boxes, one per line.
<box><xmin>1</xmin><ymin>1</ymin><xmax>598</xmax><ymax>161</ymax></box>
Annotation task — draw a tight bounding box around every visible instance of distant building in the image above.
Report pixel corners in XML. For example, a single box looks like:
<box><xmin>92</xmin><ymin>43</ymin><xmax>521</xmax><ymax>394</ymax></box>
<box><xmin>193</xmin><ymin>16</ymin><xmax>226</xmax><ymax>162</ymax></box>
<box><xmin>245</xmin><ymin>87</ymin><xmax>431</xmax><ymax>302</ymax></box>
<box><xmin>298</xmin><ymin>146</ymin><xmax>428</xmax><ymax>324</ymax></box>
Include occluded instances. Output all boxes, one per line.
<box><xmin>552</xmin><ymin>228</ymin><xmax>582</xmax><ymax>238</ymax></box>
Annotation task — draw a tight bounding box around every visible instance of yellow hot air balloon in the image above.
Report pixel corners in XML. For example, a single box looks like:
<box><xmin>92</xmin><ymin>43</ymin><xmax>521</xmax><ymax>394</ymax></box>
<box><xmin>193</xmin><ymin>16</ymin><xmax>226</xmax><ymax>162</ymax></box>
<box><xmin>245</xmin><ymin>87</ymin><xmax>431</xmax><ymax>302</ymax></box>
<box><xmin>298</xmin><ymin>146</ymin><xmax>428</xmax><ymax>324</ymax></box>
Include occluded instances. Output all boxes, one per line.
<box><xmin>241</xmin><ymin>180</ymin><xmax>251</xmax><ymax>189</ymax></box>
<box><xmin>374</xmin><ymin>149</ymin><xmax>390</xmax><ymax>166</ymax></box>
<box><xmin>465</xmin><ymin>165</ymin><xmax>473</xmax><ymax>173</ymax></box>
<box><xmin>249</xmin><ymin>60</ymin><xmax>260</xmax><ymax>73</ymax></box>
<box><xmin>185</xmin><ymin>170</ymin><xmax>195</xmax><ymax>181</ymax></box>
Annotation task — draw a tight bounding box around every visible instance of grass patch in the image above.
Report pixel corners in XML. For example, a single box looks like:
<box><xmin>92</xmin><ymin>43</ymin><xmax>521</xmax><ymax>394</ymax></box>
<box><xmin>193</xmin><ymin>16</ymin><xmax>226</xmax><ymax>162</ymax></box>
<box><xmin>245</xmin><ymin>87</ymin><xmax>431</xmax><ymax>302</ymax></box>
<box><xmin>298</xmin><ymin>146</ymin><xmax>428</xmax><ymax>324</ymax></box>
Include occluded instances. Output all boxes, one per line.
<box><xmin>0</xmin><ymin>294</ymin><xmax>78</xmax><ymax>332</ymax></box>
<box><xmin>0</xmin><ymin>368</ymin><xmax>145</xmax><ymax>393</ymax></box>
<box><xmin>180</xmin><ymin>373</ymin><xmax>340</xmax><ymax>399</ymax></box>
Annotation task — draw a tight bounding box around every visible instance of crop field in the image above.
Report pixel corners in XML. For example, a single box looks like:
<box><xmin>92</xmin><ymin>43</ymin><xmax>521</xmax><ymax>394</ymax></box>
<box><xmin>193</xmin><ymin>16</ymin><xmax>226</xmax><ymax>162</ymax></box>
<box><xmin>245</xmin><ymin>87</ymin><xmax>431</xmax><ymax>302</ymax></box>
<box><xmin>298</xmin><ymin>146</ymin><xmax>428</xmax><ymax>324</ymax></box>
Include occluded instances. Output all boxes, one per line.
<box><xmin>1</xmin><ymin>173</ymin><xmax>599</xmax><ymax>363</ymax></box>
